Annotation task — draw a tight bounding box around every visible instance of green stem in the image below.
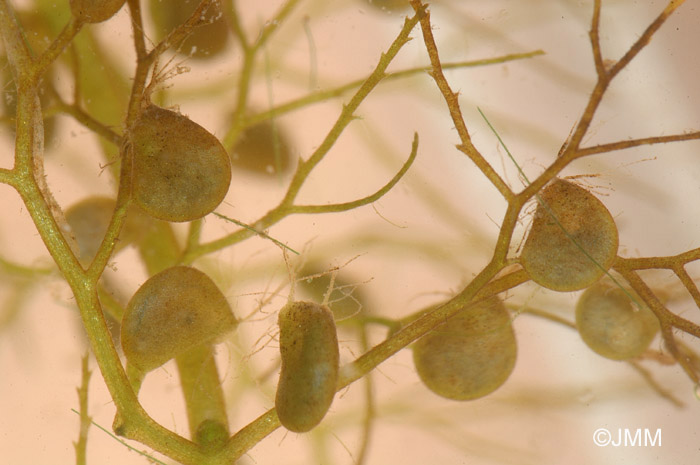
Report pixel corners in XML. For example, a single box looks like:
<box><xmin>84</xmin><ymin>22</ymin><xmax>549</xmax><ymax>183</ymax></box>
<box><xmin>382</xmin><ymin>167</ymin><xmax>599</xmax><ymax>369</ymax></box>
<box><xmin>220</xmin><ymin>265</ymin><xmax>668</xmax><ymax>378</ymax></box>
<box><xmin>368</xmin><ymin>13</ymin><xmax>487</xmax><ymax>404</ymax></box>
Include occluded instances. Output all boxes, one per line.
<box><xmin>186</xmin><ymin>13</ymin><xmax>423</xmax><ymax>263</ymax></box>
<box><xmin>135</xmin><ymin>214</ymin><xmax>231</xmax><ymax>451</ymax></box>
<box><xmin>242</xmin><ymin>50</ymin><xmax>545</xmax><ymax>131</ymax></box>
<box><xmin>176</xmin><ymin>345</ymin><xmax>230</xmax><ymax>451</ymax></box>
<box><xmin>0</xmin><ymin>0</ymin><xmax>33</xmax><ymax>80</ymax></box>
<box><xmin>74</xmin><ymin>354</ymin><xmax>92</xmax><ymax>465</ymax></box>
<box><xmin>32</xmin><ymin>16</ymin><xmax>82</xmax><ymax>79</ymax></box>
<box><xmin>288</xmin><ymin>133</ymin><xmax>418</xmax><ymax>214</ymax></box>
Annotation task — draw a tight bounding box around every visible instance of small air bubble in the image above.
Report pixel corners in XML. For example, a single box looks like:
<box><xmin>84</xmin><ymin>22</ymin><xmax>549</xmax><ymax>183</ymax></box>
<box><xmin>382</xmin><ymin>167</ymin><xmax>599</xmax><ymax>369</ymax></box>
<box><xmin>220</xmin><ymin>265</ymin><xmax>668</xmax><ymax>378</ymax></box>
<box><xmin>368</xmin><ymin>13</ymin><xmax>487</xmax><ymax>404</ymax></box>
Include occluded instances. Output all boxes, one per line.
<box><xmin>694</xmin><ymin>384</ymin><xmax>700</xmax><ymax>400</ymax></box>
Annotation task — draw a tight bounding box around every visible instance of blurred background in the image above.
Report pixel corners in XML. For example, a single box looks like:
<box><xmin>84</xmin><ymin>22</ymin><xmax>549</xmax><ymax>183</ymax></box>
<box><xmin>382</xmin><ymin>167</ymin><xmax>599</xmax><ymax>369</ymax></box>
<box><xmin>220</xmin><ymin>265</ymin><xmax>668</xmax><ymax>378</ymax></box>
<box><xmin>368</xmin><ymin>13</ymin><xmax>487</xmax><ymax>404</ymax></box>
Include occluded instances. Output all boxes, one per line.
<box><xmin>1</xmin><ymin>0</ymin><xmax>699</xmax><ymax>464</ymax></box>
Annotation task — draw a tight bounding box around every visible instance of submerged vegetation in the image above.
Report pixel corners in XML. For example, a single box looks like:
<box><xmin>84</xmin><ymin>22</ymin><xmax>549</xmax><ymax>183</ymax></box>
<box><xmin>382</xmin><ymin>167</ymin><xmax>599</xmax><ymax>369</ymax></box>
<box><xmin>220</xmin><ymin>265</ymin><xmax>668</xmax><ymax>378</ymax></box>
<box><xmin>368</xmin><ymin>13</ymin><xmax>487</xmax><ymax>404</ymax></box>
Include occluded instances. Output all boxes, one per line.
<box><xmin>1</xmin><ymin>0</ymin><xmax>699</xmax><ymax>464</ymax></box>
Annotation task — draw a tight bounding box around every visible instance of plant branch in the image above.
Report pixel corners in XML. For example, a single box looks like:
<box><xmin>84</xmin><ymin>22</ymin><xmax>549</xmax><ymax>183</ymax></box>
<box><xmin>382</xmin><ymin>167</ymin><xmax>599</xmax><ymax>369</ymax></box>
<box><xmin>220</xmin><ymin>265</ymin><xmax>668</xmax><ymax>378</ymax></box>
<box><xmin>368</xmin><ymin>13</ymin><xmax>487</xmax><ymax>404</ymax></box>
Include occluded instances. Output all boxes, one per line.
<box><xmin>615</xmin><ymin>266</ymin><xmax>700</xmax><ymax>384</ymax></box>
<box><xmin>281</xmin><ymin>17</ymin><xmax>421</xmax><ymax>208</ymax></box>
<box><xmin>608</xmin><ymin>0</ymin><xmax>687</xmax><ymax>80</ymax></box>
<box><xmin>0</xmin><ymin>0</ymin><xmax>33</xmax><ymax>80</ymax></box>
<box><xmin>0</xmin><ymin>168</ymin><xmax>16</xmax><ymax>186</ymax></box>
<box><xmin>222</xmin><ymin>0</ymin><xmax>302</xmax><ymax>151</ymax></box>
<box><xmin>254</xmin><ymin>0</ymin><xmax>301</xmax><ymax>50</ymax></box>
<box><xmin>176</xmin><ymin>345</ymin><xmax>230</xmax><ymax>450</ymax></box>
<box><xmin>32</xmin><ymin>17</ymin><xmax>82</xmax><ymax>79</ymax></box>
<box><xmin>575</xmin><ymin>132</ymin><xmax>700</xmax><ymax>158</ymax></box>
<box><xmin>410</xmin><ymin>0</ymin><xmax>513</xmax><ymax>202</ymax></box>
<box><xmin>673</xmin><ymin>265</ymin><xmax>700</xmax><ymax>311</ymax></box>
<box><xmin>127</xmin><ymin>0</ymin><xmax>147</xmax><ymax>60</ymax></box>
<box><xmin>564</xmin><ymin>0</ymin><xmax>686</xmax><ymax>156</ymax></box>
<box><xmin>74</xmin><ymin>354</ymin><xmax>92</xmax><ymax>465</ymax></box>
<box><xmin>589</xmin><ymin>0</ymin><xmax>605</xmax><ymax>78</ymax></box>
<box><xmin>10</xmin><ymin>93</ymin><xmax>84</xmax><ymax>286</ymax></box>
<box><xmin>186</xmin><ymin>11</ymin><xmax>422</xmax><ymax>263</ymax></box>
<box><xmin>288</xmin><ymin>133</ymin><xmax>418</xmax><ymax>214</ymax></box>
<box><xmin>615</xmin><ymin>248</ymin><xmax>700</xmax><ymax>270</ymax></box>
<box><xmin>356</xmin><ymin>326</ymin><xmax>375</xmax><ymax>465</ymax></box>
<box><xmin>241</xmin><ymin>50</ymin><xmax>545</xmax><ymax>133</ymax></box>
<box><xmin>86</xmin><ymin>143</ymin><xmax>132</xmax><ymax>280</ymax></box>
<box><xmin>628</xmin><ymin>361</ymin><xmax>685</xmax><ymax>407</ymax></box>
<box><xmin>51</xmin><ymin>90</ymin><xmax>123</xmax><ymax>146</ymax></box>
<box><xmin>147</xmin><ymin>0</ymin><xmax>217</xmax><ymax>61</ymax></box>
<box><xmin>226</xmin><ymin>0</ymin><xmax>250</xmax><ymax>51</ymax></box>
<box><xmin>125</xmin><ymin>0</ymin><xmax>150</xmax><ymax>121</ymax></box>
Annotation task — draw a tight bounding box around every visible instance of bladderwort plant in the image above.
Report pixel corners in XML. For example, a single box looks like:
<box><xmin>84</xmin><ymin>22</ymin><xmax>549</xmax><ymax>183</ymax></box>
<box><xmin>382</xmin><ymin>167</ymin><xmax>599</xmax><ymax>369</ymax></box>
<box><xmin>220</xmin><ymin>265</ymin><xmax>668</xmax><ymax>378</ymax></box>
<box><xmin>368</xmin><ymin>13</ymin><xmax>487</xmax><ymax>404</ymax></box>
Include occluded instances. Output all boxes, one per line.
<box><xmin>1</xmin><ymin>0</ymin><xmax>700</xmax><ymax>464</ymax></box>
